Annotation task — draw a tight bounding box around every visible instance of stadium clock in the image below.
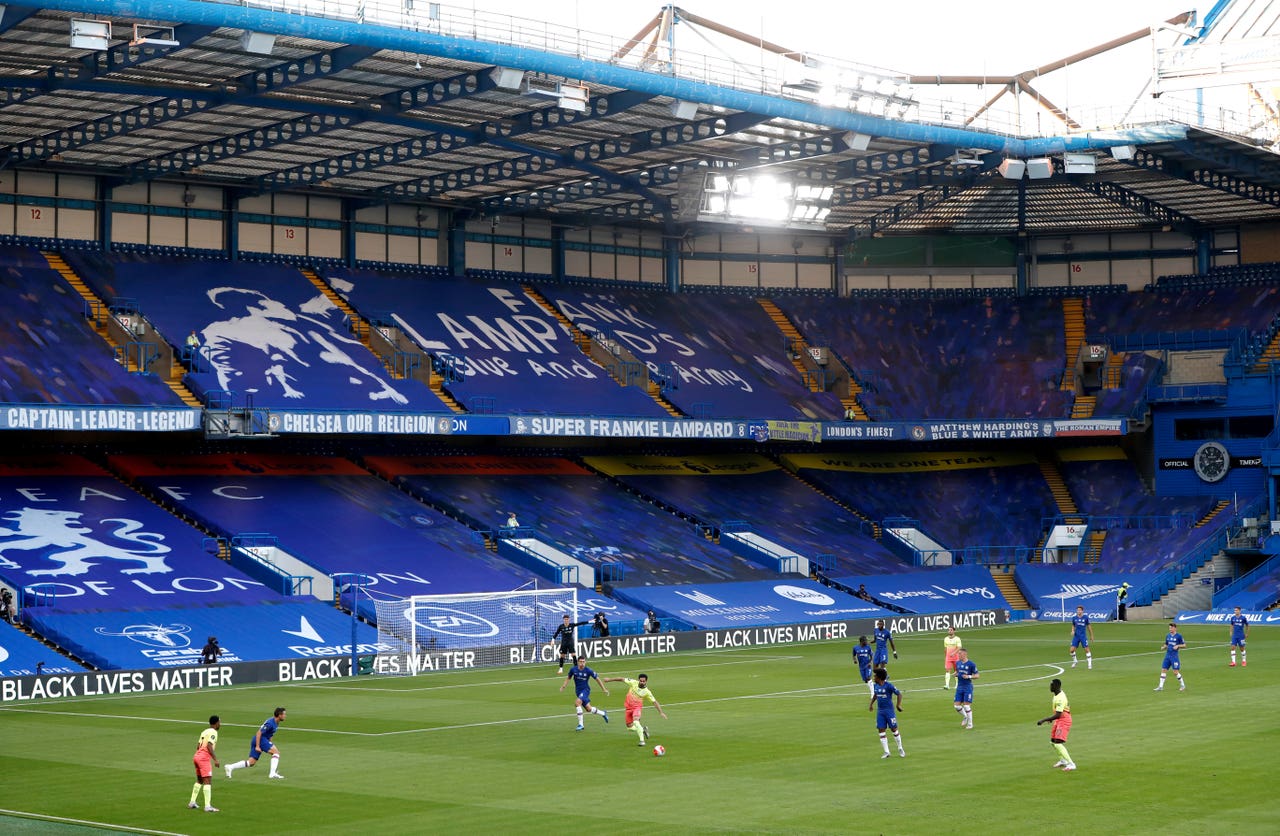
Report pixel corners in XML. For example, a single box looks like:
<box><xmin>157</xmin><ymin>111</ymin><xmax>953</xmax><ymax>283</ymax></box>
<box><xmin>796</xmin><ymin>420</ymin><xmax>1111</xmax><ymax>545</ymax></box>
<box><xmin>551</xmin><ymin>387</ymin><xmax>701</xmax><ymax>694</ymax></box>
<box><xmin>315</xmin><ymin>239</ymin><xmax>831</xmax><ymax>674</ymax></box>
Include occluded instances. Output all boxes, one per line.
<box><xmin>1192</xmin><ymin>441</ymin><xmax>1230</xmax><ymax>483</ymax></box>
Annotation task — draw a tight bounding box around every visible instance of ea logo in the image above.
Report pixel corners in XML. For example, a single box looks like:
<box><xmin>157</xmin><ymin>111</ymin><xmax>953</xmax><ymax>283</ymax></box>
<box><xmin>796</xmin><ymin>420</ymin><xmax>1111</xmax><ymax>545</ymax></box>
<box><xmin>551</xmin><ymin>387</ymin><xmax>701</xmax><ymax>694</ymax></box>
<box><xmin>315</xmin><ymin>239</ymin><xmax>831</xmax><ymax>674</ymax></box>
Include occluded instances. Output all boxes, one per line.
<box><xmin>406</xmin><ymin>604</ymin><xmax>500</xmax><ymax>638</ymax></box>
<box><xmin>773</xmin><ymin>585</ymin><xmax>834</xmax><ymax>606</ymax></box>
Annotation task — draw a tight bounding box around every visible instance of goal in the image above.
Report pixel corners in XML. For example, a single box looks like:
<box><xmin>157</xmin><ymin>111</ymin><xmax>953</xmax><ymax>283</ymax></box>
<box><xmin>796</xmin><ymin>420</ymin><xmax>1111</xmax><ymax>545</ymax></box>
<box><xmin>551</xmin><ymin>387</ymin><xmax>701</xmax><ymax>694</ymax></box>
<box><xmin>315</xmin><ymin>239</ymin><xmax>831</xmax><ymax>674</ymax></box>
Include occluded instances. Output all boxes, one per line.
<box><xmin>372</xmin><ymin>587</ymin><xmax>578</xmax><ymax>673</ymax></box>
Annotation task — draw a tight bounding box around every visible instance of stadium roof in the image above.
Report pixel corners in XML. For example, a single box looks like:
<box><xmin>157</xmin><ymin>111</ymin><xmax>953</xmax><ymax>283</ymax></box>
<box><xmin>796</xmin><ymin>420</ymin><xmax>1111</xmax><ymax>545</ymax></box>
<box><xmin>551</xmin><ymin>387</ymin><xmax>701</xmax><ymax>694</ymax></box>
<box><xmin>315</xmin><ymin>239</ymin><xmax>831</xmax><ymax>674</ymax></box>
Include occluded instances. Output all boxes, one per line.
<box><xmin>4</xmin><ymin>0</ymin><xmax>1280</xmax><ymax>239</ymax></box>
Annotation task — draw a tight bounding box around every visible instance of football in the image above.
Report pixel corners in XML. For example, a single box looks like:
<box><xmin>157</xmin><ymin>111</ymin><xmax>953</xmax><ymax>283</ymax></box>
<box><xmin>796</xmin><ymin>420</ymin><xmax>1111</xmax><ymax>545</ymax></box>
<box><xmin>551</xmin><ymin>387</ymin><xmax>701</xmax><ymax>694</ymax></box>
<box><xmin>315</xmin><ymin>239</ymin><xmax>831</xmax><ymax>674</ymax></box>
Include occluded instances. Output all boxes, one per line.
<box><xmin>652</xmin><ymin>744</ymin><xmax>666</xmax><ymax>757</ymax></box>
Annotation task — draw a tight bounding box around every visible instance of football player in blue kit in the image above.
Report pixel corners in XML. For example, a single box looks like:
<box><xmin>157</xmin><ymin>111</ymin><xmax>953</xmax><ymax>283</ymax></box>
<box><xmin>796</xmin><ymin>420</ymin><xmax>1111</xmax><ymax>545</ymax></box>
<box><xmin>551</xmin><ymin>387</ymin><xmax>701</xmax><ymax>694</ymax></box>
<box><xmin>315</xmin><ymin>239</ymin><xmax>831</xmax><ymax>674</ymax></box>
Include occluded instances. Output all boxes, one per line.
<box><xmin>952</xmin><ymin>648</ymin><xmax>979</xmax><ymax>729</ymax></box>
<box><xmin>559</xmin><ymin>656</ymin><xmax>610</xmax><ymax>730</ymax></box>
<box><xmin>1154</xmin><ymin>622</ymin><xmax>1187</xmax><ymax>692</ymax></box>
<box><xmin>868</xmin><ymin>669</ymin><xmax>905</xmax><ymax>758</ymax></box>
<box><xmin>853</xmin><ymin>635</ymin><xmax>875</xmax><ymax>695</ymax></box>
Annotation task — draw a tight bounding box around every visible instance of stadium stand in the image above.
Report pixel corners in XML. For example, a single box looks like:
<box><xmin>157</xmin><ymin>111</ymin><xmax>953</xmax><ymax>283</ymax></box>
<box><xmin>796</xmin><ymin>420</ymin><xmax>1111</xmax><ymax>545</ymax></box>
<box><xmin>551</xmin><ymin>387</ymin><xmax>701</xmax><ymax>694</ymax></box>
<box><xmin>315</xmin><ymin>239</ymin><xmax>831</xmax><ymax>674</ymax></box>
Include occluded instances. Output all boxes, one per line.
<box><xmin>781</xmin><ymin>450</ymin><xmax>1055</xmax><ymax>554</ymax></box>
<box><xmin>0</xmin><ymin>246</ymin><xmax>183</xmax><ymax>407</ymax></box>
<box><xmin>0</xmin><ymin>454</ymin><xmax>393</xmax><ymax>669</ymax></box>
<box><xmin>323</xmin><ymin>266</ymin><xmax>670</xmax><ymax>417</ymax></box>
<box><xmin>364</xmin><ymin>455</ymin><xmax>783</xmax><ymax>587</ymax></box>
<box><xmin>777</xmin><ymin>294</ymin><xmax>1073</xmax><ymax>419</ymax></box>
<box><xmin>108</xmin><ymin>453</ymin><xmax>544</xmax><ymax>622</ymax></box>
<box><xmin>583</xmin><ymin>453</ymin><xmax>902</xmax><ymax>574</ymax></box>
<box><xmin>542</xmin><ymin>285</ymin><xmax>846</xmax><ymax>419</ymax></box>
<box><xmin>63</xmin><ymin>253</ymin><xmax>442</xmax><ymax>411</ymax></box>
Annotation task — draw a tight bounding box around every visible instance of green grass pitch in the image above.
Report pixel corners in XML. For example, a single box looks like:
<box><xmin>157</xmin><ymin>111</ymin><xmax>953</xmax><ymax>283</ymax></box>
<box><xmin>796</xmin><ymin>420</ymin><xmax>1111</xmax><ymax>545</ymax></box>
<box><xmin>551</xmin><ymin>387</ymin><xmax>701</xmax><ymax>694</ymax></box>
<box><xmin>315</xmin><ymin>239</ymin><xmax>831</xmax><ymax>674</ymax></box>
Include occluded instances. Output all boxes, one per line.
<box><xmin>1</xmin><ymin>621</ymin><xmax>1276</xmax><ymax>835</ymax></box>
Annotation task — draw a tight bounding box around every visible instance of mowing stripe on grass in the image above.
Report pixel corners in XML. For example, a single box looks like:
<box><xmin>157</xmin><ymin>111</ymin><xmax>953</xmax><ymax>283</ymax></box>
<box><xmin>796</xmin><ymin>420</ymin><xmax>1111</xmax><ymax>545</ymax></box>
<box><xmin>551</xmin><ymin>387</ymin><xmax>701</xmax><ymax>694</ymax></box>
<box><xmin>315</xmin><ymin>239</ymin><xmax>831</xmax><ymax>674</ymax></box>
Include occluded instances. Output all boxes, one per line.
<box><xmin>0</xmin><ymin>809</ymin><xmax>188</xmax><ymax>835</ymax></box>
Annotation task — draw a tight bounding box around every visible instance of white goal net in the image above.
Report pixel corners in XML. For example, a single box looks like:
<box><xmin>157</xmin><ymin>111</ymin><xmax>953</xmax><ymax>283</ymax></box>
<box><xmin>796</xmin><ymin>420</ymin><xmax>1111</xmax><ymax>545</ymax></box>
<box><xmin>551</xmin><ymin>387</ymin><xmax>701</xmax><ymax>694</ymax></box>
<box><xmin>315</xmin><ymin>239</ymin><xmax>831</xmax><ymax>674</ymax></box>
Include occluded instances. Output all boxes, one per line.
<box><xmin>372</xmin><ymin>587</ymin><xmax>579</xmax><ymax>674</ymax></box>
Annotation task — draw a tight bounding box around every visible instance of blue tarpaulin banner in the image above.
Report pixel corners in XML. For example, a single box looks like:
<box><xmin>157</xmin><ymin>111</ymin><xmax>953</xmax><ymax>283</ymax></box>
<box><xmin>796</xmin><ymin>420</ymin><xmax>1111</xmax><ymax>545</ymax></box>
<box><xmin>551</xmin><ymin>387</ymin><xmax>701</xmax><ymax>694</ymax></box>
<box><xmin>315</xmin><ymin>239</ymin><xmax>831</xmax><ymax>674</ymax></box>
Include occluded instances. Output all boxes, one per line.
<box><xmin>1016</xmin><ymin>565</ymin><xmax>1156</xmax><ymax>621</ymax></box>
<box><xmin>614</xmin><ymin>579</ymin><xmax>891</xmax><ymax>629</ymax></box>
<box><xmin>0</xmin><ymin>626</ymin><xmax>85</xmax><ymax>677</ymax></box>
<box><xmin>833</xmin><ymin>566</ymin><xmax>1009</xmax><ymax>614</ymax></box>
<box><xmin>25</xmin><ymin>600</ymin><xmax>389</xmax><ymax>670</ymax></box>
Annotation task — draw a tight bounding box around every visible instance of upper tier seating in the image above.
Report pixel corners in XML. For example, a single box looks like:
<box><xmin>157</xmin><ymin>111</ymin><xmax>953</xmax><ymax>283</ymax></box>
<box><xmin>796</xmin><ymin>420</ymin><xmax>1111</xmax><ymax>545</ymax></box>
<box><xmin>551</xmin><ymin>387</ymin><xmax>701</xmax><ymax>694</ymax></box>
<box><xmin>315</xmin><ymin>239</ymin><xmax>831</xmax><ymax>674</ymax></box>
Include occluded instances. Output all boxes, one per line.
<box><xmin>64</xmin><ymin>252</ymin><xmax>442</xmax><ymax>411</ymax></box>
<box><xmin>1085</xmin><ymin>284</ymin><xmax>1280</xmax><ymax>338</ymax></box>
<box><xmin>365</xmin><ymin>455</ymin><xmax>780</xmax><ymax>586</ymax></box>
<box><xmin>778</xmin><ymin>294</ymin><xmax>1072</xmax><ymax>419</ymax></box>
<box><xmin>324</xmin><ymin>267</ymin><xmax>668</xmax><ymax>417</ymax></box>
<box><xmin>542</xmin><ymin>286</ymin><xmax>845</xmax><ymax>419</ymax></box>
<box><xmin>585</xmin><ymin>454</ymin><xmax>903</xmax><ymax>574</ymax></box>
<box><xmin>0</xmin><ymin>246</ymin><xmax>182</xmax><ymax>406</ymax></box>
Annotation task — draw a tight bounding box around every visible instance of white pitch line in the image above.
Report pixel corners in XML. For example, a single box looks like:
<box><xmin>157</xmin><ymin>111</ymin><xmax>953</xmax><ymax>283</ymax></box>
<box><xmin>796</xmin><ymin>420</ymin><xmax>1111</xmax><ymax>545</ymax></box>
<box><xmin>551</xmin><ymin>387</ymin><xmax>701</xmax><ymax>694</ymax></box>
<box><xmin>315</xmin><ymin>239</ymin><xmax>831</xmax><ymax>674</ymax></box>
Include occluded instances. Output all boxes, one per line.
<box><xmin>0</xmin><ymin>808</ymin><xmax>189</xmax><ymax>835</ymax></box>
<box><xmin>298</xmin><ymin>653</ymin><xmax>805</xmax><ymax>693</ymax></box>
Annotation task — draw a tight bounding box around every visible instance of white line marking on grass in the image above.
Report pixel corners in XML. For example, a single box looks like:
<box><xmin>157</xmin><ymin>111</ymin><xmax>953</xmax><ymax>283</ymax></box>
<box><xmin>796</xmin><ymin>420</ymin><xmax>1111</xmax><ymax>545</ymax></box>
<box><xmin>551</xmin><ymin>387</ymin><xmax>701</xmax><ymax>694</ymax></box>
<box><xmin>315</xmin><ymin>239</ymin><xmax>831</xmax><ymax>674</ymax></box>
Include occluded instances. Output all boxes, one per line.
<box><xmin>754</xmin><ymin>663</ymin><xmax>1068</xmax><ymax>699</ymax></box>
<box><xmin>0</xmin><ymin>808</ymin><xmax>189</xmax><ymax>835</ymax></box>
<box><xmin>299</xmin><ymin>654</ymin><xmax>804</xmax><ymax>694</ymax></box>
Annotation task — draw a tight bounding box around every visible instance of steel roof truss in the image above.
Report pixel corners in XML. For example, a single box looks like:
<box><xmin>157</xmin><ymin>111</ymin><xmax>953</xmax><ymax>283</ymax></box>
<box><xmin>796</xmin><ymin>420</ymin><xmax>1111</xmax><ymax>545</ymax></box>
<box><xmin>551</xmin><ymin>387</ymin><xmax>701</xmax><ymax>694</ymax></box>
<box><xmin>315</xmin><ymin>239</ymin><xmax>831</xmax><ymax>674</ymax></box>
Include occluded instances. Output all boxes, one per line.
<box><xmin>127</xmin><ymin>65</ymin><xmax>496</xmax><ymax>182</ymax></box>
<box><xmin>3</xmin><ymin>44</ymin><xmax>376</xmax><ymax>164</ymax></box>
<box><xmin>387</xmin><ymin>109</ymin><xmax>762</xmax><ymax>201</ymax></box>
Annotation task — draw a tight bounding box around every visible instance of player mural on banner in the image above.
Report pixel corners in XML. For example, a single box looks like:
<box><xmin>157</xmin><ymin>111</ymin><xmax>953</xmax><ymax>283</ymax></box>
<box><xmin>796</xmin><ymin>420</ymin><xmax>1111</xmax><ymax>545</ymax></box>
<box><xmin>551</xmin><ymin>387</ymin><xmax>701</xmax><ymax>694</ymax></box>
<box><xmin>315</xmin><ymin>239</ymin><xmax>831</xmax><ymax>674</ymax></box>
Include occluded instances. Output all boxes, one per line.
<box><xmin>201</xmin><ymin>286</ymin><xmax>410</xmax><ymax>405</ymax></box>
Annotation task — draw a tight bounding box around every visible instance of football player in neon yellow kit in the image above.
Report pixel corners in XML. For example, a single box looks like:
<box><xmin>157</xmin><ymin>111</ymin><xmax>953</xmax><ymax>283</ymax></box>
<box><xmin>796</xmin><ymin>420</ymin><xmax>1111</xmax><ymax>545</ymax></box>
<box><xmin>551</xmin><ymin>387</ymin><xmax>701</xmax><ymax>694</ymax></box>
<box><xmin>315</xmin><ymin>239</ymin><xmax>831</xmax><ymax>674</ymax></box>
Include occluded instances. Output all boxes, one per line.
<box><xmin>601</xmin><ymin>673</ymin><xmax>667</xmax><ymax>745</ymax></box>
<box><xmin>943</xmin><ymin>627</ymin><xmax>962</xmax><ymax>688</ymax></box>
<box><xmin>188</xmin><ymin>715</ymin><xmax>221</xmax><ymax>812</ymax></box>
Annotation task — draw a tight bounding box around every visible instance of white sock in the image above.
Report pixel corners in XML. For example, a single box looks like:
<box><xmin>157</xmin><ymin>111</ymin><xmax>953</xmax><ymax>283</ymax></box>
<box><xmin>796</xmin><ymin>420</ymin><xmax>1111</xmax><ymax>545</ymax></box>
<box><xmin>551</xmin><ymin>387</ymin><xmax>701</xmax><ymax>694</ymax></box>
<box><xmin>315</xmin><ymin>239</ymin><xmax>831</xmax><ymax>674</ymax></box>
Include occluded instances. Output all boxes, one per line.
<box><xmin>1158</xmin><ymin>673</ymin><xmax>1167</xmax><ymax>687</ymax></box>
<box><xmin>227</xmin><ymin>761</ymin><xmax>245</xmax><ymax>773</ymax></box>
<box><xmin>1086</xmin><ymin>651</ymin><xmax>1092</xmax><ymax>668</ymax></box>
<box><xmin>268</xmin><ymin>753</ymin><xmax>280</xmax><ymax>777</ymax></box>
<box><xmin>944</xmin><ymin>673</ymin><xmax>951</xmax><ymax>688</ymax></box>
<box><xmin>1176</xmin><ymin>673</ymin><xmax>1184</xmax><ymax>684</ymax></box>
<box><xmin>879</xmin><ymin>732</ymin><xmax>889</xmax><ymax>754</ymax></box>
<box><xmin>963</xmin><ymin>706</ymin><xmax>973</xmax><ymax>724</ymax></box>
<box><xmin>893</xmin><ymin>730</ymin><xmax>904</xmax><ymax>752</ymax></box>
<box><xmin>576</xmin><ymin>707</ymin><xmax>584</xmax><ymax>720</ymax></box>
<box><xmin>1242</xmin><ymin>650</ymin><xmax>1246</xmax><ymax>663</ymax></box>
<box><xmin>1231</xmin><ymin>650</ymin><xmax>1237</xmax><ymax>663</ymax></box>
<box><xmin>867</xmin><ymin>681</ymin><xmax>874</xmax><ymax>694</ymax></box>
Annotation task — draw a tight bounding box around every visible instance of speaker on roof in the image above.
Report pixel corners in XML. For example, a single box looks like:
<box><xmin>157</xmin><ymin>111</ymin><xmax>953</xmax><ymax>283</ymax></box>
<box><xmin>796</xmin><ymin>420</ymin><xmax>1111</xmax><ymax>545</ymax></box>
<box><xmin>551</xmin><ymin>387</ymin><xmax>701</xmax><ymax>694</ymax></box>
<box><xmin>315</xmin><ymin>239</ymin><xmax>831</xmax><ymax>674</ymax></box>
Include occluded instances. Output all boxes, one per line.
<box><xmin>1025</xmin><ymin>158</ymin><xmax>1053</xmax><ymax>179</ymax></box>
<box><xmin>998</xmin><ymin>159</ymin><xmax>1025</xmax><ymax>180</ymax></box>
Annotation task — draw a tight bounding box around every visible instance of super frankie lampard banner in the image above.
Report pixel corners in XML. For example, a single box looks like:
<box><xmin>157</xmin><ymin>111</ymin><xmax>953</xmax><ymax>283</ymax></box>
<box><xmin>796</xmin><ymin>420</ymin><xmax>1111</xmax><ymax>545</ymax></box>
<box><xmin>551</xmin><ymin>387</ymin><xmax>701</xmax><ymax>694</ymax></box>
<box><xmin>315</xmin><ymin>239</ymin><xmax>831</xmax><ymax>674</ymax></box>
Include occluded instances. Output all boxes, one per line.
<box><xmin>0</xmin><ymin>405</ymin><xmax>1126</xmax><ymax>441</ymax></box>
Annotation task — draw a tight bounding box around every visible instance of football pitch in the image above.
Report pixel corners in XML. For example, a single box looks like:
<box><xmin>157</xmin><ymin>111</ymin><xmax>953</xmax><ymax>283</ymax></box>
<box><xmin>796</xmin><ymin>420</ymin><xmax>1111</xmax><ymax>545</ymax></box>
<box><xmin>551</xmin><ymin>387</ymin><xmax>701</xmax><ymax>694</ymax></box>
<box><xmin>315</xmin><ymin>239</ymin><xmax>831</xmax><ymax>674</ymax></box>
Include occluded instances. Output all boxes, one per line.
<box><xmin>0</xmin><ymin>621</ymin><xmax>1275</xmax><ymax>835</ymax></box>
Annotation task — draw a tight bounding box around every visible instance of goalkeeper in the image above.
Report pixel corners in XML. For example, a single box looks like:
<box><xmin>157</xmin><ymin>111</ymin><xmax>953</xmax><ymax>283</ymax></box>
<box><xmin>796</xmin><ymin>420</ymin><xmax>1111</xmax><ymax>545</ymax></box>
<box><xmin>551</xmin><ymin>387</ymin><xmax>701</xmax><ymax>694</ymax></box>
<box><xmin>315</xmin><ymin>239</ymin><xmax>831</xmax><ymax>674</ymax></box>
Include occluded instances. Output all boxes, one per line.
<box><xmin>552</xmin><ymin>614</ymin><xmax>591</xmax><ymax>674</ymax></box>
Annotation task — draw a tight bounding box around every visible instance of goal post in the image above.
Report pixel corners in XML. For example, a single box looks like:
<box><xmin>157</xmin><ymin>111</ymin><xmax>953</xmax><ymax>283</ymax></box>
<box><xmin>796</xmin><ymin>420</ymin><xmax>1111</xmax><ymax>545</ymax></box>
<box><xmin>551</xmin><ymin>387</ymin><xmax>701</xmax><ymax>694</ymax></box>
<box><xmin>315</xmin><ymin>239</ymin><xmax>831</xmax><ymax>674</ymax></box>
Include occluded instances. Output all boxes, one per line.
<box><xmin>372</xmin><ymin>587</ymin><xmax>578</xmax><ymax>674</ymax></box>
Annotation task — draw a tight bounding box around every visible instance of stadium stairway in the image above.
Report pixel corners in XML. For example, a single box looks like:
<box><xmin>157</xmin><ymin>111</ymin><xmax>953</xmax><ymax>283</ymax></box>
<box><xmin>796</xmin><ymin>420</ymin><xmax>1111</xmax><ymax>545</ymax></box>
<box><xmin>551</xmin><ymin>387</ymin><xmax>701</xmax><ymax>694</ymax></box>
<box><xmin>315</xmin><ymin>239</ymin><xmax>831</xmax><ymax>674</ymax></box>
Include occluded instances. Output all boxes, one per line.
<box><xmin>774</xmin><ymin>458</ymin><xmax>883</xmax><ymax>541</ymax></box>
<box><xmin>757</xmin><ymin>298</ymin><xmax>868</xmax><ymax>420</ymax></box>
<box><xmin>1071</xmin><ymin>394</ymin><xmax>1097</xmax><ymax>418</ymax></box>
<box><xmin>1196</xmin><ymin>499</ymin><xmax>1232</xmax><ymax>528</ymax></box>
<box><xmin>43</xmin><ymin>251</ymin><xmax>203</xmax><ymax>408</ymax></box>
<box><xmin>1251</xmin><ymin>333</ymin><xmax>1280</xmax><ymax>373</ymax></box>
<box><xmin>1038</xmin><ymin>457</ymin><xmax>1083</xmax><ymax>524</ymax></box>
<box><xmin>988</xmin><ymin>566</ymin><xmax>1031</xmax><ymax>609</ymax></box>
<box><xmin>1060</xmin><ymin>297</ymin><xmax>1086</xmax><ymax>391</ymax></box>
<box><xmin>523</xmin><ymin>284</ymin><xmax>683</xmax><ymax>417</ymax></box>
<box><xmin>1083</xmin><ymin>529</ymin><xmax>1107</xmax><ymax>564</ymax></box>
<box><xmin>1105</xmin><ymin>352</ymin><xmax>1128</xmax><ymax>388</ymax></box>
<box><xmin>303</xmin><ymin>267</ymin><xmax>465</xmax><ymax>413</ymax></box>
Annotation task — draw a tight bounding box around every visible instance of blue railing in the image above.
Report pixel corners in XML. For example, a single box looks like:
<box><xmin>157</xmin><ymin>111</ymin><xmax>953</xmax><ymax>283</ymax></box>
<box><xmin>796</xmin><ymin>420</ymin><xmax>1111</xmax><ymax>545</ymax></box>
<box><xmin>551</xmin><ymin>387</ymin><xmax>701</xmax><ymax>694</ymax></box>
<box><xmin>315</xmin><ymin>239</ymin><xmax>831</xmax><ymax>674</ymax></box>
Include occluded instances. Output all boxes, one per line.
<box><xmin>946</xmin><ymin>545</ymin><xmax>1035</xmax><ymax>566</ymax></box>
<box><xmin>1102</xmin><ymin>327</ymin><xmax>1244</xmax><ymax>353</ymax></box>
<box><xmin>1145</xmin><ymin>383</ymin><xmax>1229</xmax><ymax>403</ymax></box>
<box><xmin>1212</xmin><ymin>552</ymin><xmax>1280</xmax><ymax>604</ymax></box>
<box><xmin>1128</xmin><ymin>496</ymin><xmax>1265</xmax><ymax>607</ymax></box>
